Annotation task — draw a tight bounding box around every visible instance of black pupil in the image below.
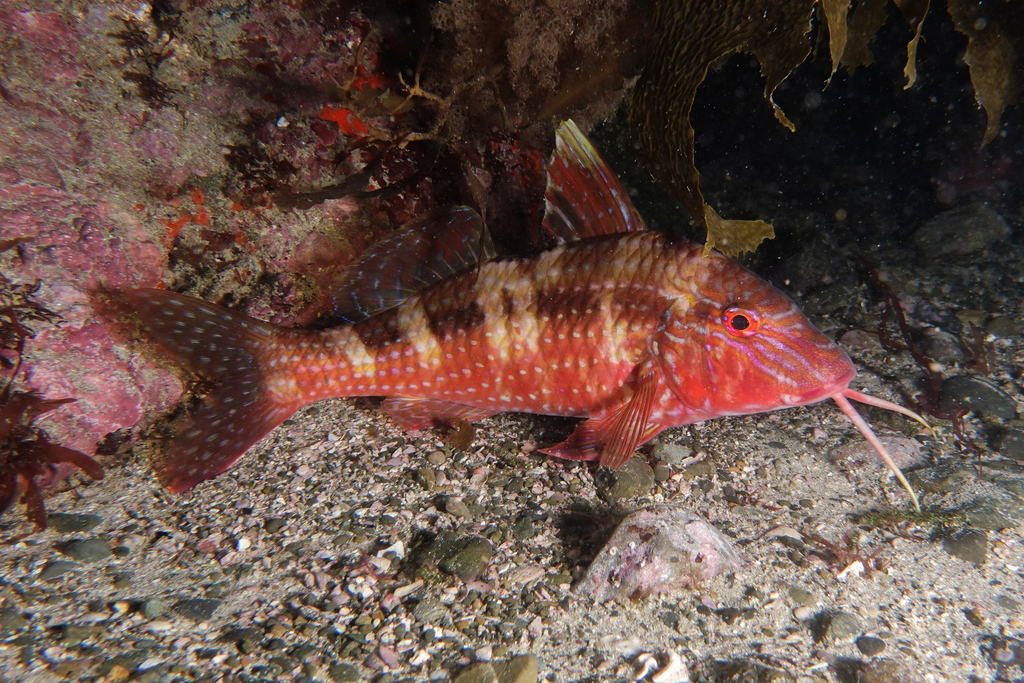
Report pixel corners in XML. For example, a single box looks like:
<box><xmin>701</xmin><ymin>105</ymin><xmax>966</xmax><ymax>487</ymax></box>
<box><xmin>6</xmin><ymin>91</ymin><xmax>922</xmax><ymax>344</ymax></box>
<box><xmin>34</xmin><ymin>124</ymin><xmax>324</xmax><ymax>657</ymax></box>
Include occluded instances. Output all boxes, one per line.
<box><xmin>730</xmin><ymin>314</ymin><xmax>750</xmax><ymax>330</ymax></box>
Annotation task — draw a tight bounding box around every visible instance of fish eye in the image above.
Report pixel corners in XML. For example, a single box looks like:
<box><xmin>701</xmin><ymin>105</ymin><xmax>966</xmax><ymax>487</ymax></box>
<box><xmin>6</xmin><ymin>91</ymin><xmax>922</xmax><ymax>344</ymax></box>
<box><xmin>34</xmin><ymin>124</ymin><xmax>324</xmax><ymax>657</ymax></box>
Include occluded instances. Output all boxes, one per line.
<box><xmin>722</xmin><ymin>306</ymin><xmax>760</xmax><ymax>338</ymax></box>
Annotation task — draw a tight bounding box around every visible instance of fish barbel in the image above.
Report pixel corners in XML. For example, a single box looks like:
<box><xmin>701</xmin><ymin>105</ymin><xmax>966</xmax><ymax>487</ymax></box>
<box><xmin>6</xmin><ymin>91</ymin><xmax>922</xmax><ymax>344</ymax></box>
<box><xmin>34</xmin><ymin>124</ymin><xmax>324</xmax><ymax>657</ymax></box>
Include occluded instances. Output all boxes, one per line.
<box><xmin>131</xmin><ymin>120</ymin><xmax>925</xmax><ymax>509</ymax></box>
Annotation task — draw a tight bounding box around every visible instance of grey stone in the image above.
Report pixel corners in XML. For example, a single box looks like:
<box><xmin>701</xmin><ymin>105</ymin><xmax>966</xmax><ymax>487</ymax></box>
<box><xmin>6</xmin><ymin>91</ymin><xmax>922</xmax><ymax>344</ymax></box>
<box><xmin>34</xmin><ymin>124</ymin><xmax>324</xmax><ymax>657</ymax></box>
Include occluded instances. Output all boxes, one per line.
<box><xmin>678</xmin><ymin>457</ymin><xmax>716</xmax><ymax>480</ymax></box>
<box><xmin>412</xmin><ymin>597</ymin><xmax>451</xmax><ymax>626</ymax></box>
<box><xmin>46</xmin><ymin>513</ymin><xmax>102</xmax><ymax>533</ymax></box>
<box><xmin>39</xmin><ymin>560</ymin><xmax>79</xmax><ymax>581</ymax></box>
<box><xmin>328</xmin><ymin>663</ymin><xmax>361</xmax><ymax>682</ymax></box>
<box><xmin>142</xmin><ymin>598</ymin><xmax>168</xmax><ymax>619</ymax></box>
<box><xmin>856</xmin><ymin>636</ymin><xmax>886</xmax><ymax>656</ymax></box>
<box><xmin>454</xmin><ymin>662</ymin><xmax>498</xmax><ymax>683</ymax></box>
<box><xmin>830</xmin><ymin>435</ymin><xmax>925</xmax><ymax>472</ymax></box>
<box><xmin>172</xmin><ymin>598</ymin><xmax>222</xmax><ymax>621</ymax></box>
<box><xmin>939</xmin><ymin>376</ymin><xmax>1018</xmax><ymax>421</ymax></box>
<box><xmin>62</xmin><ymin>537</ymin><xmax>113</xmax><ymax>563</ymax></box>
<box><xmin>650</xmin><ymin>442</ymin><xmax>693</xmax><ymax>466</ymax></box>
<box><xmin>986</xmin><ymin>317</ymin><xmax>1020</xmax><ymax>338</ymax></box>
<box><xmin>512</xmin><ymin>516</ymin><xmax>537</xmax><ymax>541</ymax></box>
<box><xmin>917</xmin><ymin>330</ymin><xmax>964</xmax><ymax>364</ymax></box>
<box><xmin>575</xmin><ymin>504</ymin><xmax>744</xmax><ymax>602</ymax></box>
<box><xmin>0</xmin><ymin>608</ymin><xmax>29</xmax><ymax>632</ymax></box>
<box><xmin>913</xmin><ymin>203</ymin><xmax>1010</xmax><ymax>258</ymax></box>
<box><xmin>788</xmin><ymin>586</ymin><xmax>817</xmax><ymax>607</ymax></box>
<box><xmin>812</xmin><ymin>610</ymin><xmax>862</xmax><ymax>641</ymax></box>
<box><xmin>996</xmin><ymin>594</ymin><xmax>1021</xmax><ymax>611</ymax></box>
<box><xmin>495</xmin><ymin>654</ymin><xmax>539</xmax><ymax>683</ymax></box>
<box><xmin>264</xmin><ymin>517</ymin><xmax>286</xmax><ymax>534</ymax></box>
<box><xmin>908</xmin><ymin>462</ymin><xmax>974</xmax><ymax>495</ymax></box>
<box><xmin>991</xmin><ymin>430</ymin><xmax>1024</xmax><ymax>461</ymax></box>
<box><xmin>942</xmin><ymin>528</ymin><xmax>988</xmax><ymax>565</ymax></box>
<box><xmin>432</xmin><ymin>535</ymin><xmax>493</xmax><ymax>582</ymax></box>
<box><xmin>698</xmin><ymin>658</ymin><xmax>796</xmax><ymax>682</ymax></box>
<box><xmin>598</xmin><ymin>457</ymin><xmax>655</xmax><ymax>503</ymax></box>
<box><xmin>857</xmin><ymin>659</ymin><xmax>915</xmax><ymax>683</ymax></box>
<box><xmin>961</xmin><ymin>497</ymin><xmax>1017</xmax><ymax>531</ymax></box>
<box><xmin>219</xmin><ymin>627</ymin><xmax>264</xmax><ymax>643</ymax></box>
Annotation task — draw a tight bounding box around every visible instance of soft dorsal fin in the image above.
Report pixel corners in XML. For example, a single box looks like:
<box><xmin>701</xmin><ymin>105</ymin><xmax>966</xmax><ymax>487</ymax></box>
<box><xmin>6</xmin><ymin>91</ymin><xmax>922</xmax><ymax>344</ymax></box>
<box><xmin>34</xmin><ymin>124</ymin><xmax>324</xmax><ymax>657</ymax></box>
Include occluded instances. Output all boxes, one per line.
<box><xmin>542</xmin><ymin>119</ymin><xmax>647</xmax><ymax>243</ymax></box>
<box><xmin>333</xmin><ymin>207</ymin><xmax>495</xmax><ymax>322</ymax></box>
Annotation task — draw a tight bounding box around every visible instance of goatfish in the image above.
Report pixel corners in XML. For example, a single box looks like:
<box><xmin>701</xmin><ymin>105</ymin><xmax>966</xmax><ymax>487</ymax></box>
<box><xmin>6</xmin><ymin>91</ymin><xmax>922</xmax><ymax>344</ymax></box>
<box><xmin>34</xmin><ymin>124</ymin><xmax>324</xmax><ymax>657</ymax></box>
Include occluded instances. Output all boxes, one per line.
<box><xmin>131</xmin><ymin>120</ymin><xmax>927</xmax><ymax>510</ymax></box>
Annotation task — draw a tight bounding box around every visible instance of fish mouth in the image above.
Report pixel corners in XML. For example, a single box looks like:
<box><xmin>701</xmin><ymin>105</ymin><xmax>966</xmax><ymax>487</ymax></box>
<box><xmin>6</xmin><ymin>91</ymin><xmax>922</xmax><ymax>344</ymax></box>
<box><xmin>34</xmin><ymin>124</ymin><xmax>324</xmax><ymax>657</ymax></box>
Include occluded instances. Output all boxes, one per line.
<box><xmin>779</xmin><ymin>366</ymin><xmax>857</xmax><ymax>407</ymax></box>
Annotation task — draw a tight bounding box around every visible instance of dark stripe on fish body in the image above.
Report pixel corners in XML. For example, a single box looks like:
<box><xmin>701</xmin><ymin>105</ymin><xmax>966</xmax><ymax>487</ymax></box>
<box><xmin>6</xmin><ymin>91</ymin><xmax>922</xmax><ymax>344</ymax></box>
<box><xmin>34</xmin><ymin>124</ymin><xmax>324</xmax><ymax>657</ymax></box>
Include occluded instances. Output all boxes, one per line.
<box><xmin>500</xmin><ymin>287</ymin><xmax>518</xmax><ymax>319</ymax></box>
<box><xmin>425</xmin><ymin>297</ymin><xmax>486</xmax><ymax>340</ymax></box>
<box><xmin>356</xmin><ymin>310</ymin><xmax>405</xmax><ymax>350</ymax></box>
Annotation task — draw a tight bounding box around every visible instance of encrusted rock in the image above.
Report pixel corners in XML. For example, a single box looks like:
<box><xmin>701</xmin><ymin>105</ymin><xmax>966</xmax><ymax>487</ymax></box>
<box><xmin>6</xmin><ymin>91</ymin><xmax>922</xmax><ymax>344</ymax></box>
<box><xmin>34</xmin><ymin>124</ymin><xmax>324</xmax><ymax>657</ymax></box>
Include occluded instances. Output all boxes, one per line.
<box><xmin>913</xmin><ymin>203</ymin><xmax>1010</xmax><ymax>258</ymax></box>
<box><xmin>942</xmin><ymin>528</ymin><xmax>988</xmax><ymax>565</ymax></box>
<box><xmin>575</xmin><ymin>504</ymin><xmax>744</xmax><ymax>602</ymax></box>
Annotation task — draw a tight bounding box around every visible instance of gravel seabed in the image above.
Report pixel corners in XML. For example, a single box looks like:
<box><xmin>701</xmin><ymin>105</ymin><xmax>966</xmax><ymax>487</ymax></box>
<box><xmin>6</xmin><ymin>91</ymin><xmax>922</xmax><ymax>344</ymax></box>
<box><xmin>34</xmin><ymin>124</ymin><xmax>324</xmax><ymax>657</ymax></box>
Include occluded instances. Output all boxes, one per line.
<box><xmin>3</xmin><ymin>344</ymin><xmax>1024</xmax><ymax>682</ymax></box>
<box><xmin>2</xmin><ymin>1</ymin><xmax>1024</xmax><ymax>681</ymax></box>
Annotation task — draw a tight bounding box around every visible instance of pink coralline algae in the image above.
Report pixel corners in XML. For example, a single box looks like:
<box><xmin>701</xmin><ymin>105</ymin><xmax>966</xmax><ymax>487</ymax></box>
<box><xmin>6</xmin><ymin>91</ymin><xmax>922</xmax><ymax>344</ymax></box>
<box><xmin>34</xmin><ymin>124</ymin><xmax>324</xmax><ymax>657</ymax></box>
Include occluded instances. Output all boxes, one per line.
<box><xmin>1</xmin><ymin>8</ymin><xmax>179</xmax><ymax>473</ymax></box>
<box><xmin>0</xmin><ymin>3</ymin><xmax>386</xmax><ymax>483</ymax></box>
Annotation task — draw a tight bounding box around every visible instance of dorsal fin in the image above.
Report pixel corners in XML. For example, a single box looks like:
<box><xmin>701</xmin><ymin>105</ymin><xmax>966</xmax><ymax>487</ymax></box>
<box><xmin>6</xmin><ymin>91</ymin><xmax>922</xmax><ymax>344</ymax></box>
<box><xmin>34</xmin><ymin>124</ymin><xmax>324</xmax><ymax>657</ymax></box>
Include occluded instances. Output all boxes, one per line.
<box><xmin>332</xmin><ymin>206</ymin><xmax>495</xmax><ymax>322</ymax></box>
<box><xmin>542</xmin><ymin>119</ymin><xmax>647</xmax><ymax>243</ymax></box>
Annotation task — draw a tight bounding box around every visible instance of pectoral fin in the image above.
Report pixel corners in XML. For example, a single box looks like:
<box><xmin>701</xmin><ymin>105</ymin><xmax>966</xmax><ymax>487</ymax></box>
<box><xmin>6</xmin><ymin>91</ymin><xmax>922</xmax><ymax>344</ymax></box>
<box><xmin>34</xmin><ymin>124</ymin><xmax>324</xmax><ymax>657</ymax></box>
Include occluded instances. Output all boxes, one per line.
<box><xmin>539</xmin><ymin>365</ymin><xmax>663</xmax><ymax>469</ymax></box>
<box><xmin>381</xmin><ymin>397</ymin><xmax>496</xmax><ymax>431</ymax></box>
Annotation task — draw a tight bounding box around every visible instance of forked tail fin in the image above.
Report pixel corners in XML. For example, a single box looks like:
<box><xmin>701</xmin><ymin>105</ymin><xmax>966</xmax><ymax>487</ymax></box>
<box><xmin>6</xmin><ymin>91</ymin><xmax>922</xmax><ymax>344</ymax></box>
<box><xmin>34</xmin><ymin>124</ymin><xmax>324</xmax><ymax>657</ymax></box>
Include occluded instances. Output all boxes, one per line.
<box><xmin>129</xmin><ymin>289</ymin><xmax>298</xmax><ymax>492</ymax></box>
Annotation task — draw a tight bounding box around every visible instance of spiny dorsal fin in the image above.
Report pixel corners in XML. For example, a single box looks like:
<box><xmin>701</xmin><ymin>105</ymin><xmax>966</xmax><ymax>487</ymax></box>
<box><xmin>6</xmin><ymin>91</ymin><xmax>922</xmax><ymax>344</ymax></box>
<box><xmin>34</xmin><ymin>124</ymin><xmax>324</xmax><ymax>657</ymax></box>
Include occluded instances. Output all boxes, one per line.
<box><xmin>333</xmin><ymin>207</ymin><xmax>495</xmax><ymax>322</ymax></box>
<box><xmin>542</xmin><ymin>119</ymin><xmax>647</xmax><ymax>243</ymax></box>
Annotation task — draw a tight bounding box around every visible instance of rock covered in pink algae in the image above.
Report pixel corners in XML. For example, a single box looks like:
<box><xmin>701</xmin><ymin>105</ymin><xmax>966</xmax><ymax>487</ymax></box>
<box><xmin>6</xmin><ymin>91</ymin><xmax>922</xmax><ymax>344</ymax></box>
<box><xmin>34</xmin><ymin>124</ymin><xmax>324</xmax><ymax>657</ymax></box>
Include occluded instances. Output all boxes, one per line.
<box><xmin>575</xmin><ymin>505</ymin><xmax>745</xmax><ymax>602</ymax></box>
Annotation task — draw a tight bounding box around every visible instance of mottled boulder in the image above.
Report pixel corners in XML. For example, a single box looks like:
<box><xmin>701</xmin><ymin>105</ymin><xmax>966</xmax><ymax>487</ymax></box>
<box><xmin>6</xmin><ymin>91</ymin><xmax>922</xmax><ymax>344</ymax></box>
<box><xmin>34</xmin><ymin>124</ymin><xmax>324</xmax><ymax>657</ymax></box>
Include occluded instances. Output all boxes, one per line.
<box><xmin>576</xmin><ymin>504</ymin><xmax>744</xmax><ymax>602</ymax></box>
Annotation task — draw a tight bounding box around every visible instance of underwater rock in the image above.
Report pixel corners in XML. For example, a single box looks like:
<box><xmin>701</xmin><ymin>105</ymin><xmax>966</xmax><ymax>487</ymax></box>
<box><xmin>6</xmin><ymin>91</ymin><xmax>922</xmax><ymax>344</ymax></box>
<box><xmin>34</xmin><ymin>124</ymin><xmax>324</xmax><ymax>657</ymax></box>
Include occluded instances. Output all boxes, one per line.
<box><xmin>994</xmin><ymin>435</ymin><xmax>1024</xmax><ymax>462</ymax></box>
<box><xmin>938</xmin><ymin>376</ymin><xmax>1018</xmax><ymax>421</ymax></box>
<box><xmin>693</xmin><ymin>657</ymin><xmax>795</xmax><ymax>683</ymax></box>
<box><xmin>829</xmin><ymin>436</ymin><xmax>926</xmax><ymax>472</ymax></box>
<box><xmin>598</xmin><ymin>456</ymin><xmax>655</xmax><ymax>503</ymax></box>
<box><xmin>912</xmin><ymin>203</ymin><xmax>1011</xmax><ymax>258</ymax></box>
<box><xmin>427</xmin><ymin>533</ymin><xmax>494</xmax><ymax>583</ymax></box>
<box><xmin>941</xmin><ymin>528</ymin><xmax>989</xmax><ymax>565</ymax></box>
<box><xmin>575</xmin><ymin>504</ymin><xmax>744</xmax><ymax>602</ymax></box>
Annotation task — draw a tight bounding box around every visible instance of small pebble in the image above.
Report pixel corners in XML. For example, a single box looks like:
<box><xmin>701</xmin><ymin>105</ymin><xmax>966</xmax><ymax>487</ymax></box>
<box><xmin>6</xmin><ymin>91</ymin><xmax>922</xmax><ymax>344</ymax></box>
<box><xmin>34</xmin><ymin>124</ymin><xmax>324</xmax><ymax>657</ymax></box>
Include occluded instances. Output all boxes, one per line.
<box><xmin>598</xmin><ymin>456</ymin><xmax>654</xmax><ymax>503</ymax></box>
<box><xmin>793</xmin><ymin>606</ymin><xmax>814</xmax><ymax>622</ymax></box>
<box><xmin>142</xmin><ymin>599</ymin><xmax>167</xmax><ymax>620</ymax></box>
<box><xmin>46</xmin><ymin>513</ymin><xmax>103</xmax><ymax>533</ymax></box>
<box><xmin>453</xmin><ymin>662</ymin><xmax>497</xmax><ymax>683</ymax></box>
<box><xmin>39</xmin><ymin>561</ymin><xmax>79</xmax><ymax>581</ymax></box>
<box><xmin>650</xmin><ymin>442</ymin><xmax>694</xmax><ymax>465</ymax></box>
<box><xmin>0</xmin><ymin>607</ymin><xmax>29</xmax><ymax>631</ymax></box>
<box><xmin>62</xmin><ymin>538</ymin><xmax>113</xmax><ymax>563</ymax></box>
<box><xmin>813</xmin><ymin>611</ymin><xmax>862</xmax><ymax>641</ymax></box>
<box><xmin>264</xmin><ymin>517</ymin><xmax>286</xmax><ymax>533</ymax></box>
<box><xmin>172</xmin><ymin>598</ymin><xmax>221</xmax><ymax>622</ymax></box>
<box><xmin>856</xmin><ymin>636</ymin><xmax>886</xmax><ymax>656</ymax></box>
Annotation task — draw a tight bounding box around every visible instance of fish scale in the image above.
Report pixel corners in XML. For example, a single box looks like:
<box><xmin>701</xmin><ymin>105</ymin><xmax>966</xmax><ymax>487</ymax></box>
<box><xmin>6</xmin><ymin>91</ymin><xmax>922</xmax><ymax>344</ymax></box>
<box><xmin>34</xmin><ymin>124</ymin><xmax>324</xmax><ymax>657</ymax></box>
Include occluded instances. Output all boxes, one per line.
<box><xmin>131</xmin><ymin>120</ymin><xmax>927</xmax><ymax>510</ymax></box>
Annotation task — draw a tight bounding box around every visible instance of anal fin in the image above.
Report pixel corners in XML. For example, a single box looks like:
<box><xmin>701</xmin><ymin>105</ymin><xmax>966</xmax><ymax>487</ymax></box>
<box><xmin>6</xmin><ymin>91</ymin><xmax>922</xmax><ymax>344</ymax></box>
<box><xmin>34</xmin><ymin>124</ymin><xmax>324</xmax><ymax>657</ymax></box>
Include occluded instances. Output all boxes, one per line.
<box><xmin>381</xmin><ymin>397</ymin><xmax>496</xmax><ymax>432</ymax></box>
<box><xmin>539</xmin><ymin>364</ymin><xmax>663</xmax><ymax>469</ymax></box>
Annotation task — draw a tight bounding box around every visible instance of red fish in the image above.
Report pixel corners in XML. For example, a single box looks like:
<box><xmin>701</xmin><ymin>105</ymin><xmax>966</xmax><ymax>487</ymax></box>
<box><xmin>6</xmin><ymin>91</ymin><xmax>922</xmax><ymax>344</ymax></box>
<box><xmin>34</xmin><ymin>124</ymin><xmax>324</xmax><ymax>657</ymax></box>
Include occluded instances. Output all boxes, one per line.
<box><xmin>131</xmin><ymin>121</ymin><xmax>925</xmax><ymax>508</ymax></box>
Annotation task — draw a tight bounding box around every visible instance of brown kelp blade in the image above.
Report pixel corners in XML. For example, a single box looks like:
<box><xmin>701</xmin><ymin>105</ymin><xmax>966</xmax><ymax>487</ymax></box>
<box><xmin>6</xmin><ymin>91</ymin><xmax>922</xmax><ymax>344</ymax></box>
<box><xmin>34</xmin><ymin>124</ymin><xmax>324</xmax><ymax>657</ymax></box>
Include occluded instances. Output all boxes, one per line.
<box><xmin>832</xmin><ymin>390</ymin><xmax>922</xmax><ymax>512</ymax></box>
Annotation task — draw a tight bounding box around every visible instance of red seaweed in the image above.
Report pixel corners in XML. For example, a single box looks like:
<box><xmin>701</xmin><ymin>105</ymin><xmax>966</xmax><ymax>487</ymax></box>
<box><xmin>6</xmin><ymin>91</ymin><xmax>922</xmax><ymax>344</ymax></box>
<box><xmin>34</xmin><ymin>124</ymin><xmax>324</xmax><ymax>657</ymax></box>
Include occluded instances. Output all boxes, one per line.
<box><xmin>0</xmin><ymin>274</ymin><xmax>103</xmax><ymax>533</ymax></box>
<box><xmin>857</xmin><ymin>256</ymin><xmax>978</xmax><ymax>457</ymax></box>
